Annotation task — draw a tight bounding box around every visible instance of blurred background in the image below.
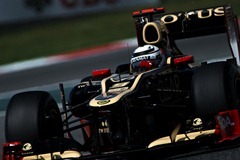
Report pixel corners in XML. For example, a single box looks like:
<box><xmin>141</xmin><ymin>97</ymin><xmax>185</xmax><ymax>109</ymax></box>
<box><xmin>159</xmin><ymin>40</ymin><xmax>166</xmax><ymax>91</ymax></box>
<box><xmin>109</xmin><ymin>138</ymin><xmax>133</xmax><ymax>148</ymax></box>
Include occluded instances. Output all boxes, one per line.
<box><xmin>0</xmin><ymin>0</ymin><xmax>239</xmax><ymax>66</ymax></box>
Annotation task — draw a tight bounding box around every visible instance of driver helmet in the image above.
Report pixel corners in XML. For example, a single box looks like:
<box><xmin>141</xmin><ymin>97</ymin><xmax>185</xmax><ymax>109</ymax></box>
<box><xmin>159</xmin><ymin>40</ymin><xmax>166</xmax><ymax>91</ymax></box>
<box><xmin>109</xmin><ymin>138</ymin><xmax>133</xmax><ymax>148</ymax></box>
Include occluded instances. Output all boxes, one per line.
<box><xmin>130</xmin><ymin>45</ymin><xmax>166</xmax><ymax>72</ymax></box>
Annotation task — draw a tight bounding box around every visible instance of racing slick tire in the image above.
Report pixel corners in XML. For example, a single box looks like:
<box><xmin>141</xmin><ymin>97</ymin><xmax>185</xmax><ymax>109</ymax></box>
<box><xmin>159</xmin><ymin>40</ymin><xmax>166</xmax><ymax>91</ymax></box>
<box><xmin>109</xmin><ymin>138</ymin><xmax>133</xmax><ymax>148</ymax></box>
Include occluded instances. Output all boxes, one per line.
<box><xmin>5</xmin><ymin>91</ymin><xmax>63</xmax><ymax>142</ymax></box>
<box><xmin>192</xmin><ymin>62</ymin><xmax>240</xmax><ymax>116</ymax></box>
<box><xmin>69</xmin><ymin>75</ymin><xmax>100</xmax><ymax>117</ymax></box>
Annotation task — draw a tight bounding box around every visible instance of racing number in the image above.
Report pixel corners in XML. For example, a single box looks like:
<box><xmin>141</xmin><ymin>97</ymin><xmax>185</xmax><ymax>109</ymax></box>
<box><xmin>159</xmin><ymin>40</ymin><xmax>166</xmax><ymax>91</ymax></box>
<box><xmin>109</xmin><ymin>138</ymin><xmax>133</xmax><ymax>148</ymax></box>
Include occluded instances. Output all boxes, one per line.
<box><xmin>158</xmin><ymin>74</ymin><xmax>180</xmax><ymax>103</ymax></box>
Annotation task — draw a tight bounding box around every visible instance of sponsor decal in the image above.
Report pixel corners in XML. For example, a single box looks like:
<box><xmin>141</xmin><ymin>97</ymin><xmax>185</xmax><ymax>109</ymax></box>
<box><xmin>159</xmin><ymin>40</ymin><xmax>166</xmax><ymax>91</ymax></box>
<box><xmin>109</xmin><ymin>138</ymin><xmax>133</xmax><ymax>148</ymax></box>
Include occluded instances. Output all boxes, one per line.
<box><xmin>97</xmin><ymin>100</ymin><xmax>110</xmax><ymax>105</ymax></box>
<box><xmin>215</xmin><ymin>110</ymin><xmax>240</xmax><ymax>141</ymax></box>
<box><xmin>22</xmin><ymin>143</ymin><xmax>32</xmax><ymax>151</ymax></box>
<box><xmin>216</xmin><ymin>114</ymin><xmax>235</xmax><ymax>136</ymax></box>
<box><xmin>99</xmin><ymin>120</ymin><xmax>110</xmax><ymax>133</ymax></box>
<box><xmin>131</xmin><ymin>55</ymin><xmax>150</xmax><ymax>63</ymax></box>
<box><xmin>193</xmin><ymin>118</ymin><xmax>202</xmax><ymax>127</ymax></box>
<box><xmin>158</xmin><ymin>74</ymin><xmax>180</xmax><ymax>103</ymax></box>
<box><xmin>159</xmin><ymin>6</ymin><xmax>224</xmax><ymax>24</ymax></box>
<box><xmin>131</xmin><ymin>54</ymin><xmax>157</xmax><ymax>63</ymax></box>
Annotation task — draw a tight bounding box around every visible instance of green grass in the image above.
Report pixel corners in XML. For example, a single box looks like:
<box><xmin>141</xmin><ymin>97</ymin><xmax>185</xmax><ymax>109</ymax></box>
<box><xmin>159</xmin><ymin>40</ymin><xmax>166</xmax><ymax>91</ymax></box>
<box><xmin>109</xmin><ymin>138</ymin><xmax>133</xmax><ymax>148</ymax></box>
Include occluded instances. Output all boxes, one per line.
<box><xmin>0</xmin><ymin>0</ymin><xmax>239</xmax><ymax>65</ymax></box>
<box><xmin>0</xmin><ymin>10</ymin><xmax>136</xmax><ymax>65</ymax></box>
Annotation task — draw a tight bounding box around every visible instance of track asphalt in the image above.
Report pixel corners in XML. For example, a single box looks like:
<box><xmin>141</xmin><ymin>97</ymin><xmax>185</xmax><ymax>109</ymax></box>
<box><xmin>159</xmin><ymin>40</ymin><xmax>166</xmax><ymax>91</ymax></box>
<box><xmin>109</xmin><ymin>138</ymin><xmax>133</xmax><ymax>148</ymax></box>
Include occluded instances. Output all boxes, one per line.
<box><xmin>0</xmin><ymin>38</ymin><xmax>137</xmax><ymax>75</ymax></box>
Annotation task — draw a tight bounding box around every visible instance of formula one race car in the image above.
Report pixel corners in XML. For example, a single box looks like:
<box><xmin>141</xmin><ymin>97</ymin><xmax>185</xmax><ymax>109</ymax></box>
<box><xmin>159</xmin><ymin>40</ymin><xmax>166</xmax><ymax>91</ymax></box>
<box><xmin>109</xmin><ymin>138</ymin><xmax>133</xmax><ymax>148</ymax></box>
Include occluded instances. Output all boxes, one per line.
<box><xmin>3</xmin><ymin>4</ymin><xmax>240</xmax><ymax>160</ymax></box>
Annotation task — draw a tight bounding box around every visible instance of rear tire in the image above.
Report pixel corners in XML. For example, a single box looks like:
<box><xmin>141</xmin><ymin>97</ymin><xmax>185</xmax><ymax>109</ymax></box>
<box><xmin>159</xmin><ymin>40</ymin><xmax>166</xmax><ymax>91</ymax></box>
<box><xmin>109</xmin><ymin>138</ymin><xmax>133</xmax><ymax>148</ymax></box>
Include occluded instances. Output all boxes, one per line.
<box><xmin>192</xmin><ymin>62</ymin><xmax>240</xmax><ymax>116</ymax></box>
<box><xmin>5</xmin><ymin>91</ymin><xmax>63</xmax><ymax>142</ymax></box>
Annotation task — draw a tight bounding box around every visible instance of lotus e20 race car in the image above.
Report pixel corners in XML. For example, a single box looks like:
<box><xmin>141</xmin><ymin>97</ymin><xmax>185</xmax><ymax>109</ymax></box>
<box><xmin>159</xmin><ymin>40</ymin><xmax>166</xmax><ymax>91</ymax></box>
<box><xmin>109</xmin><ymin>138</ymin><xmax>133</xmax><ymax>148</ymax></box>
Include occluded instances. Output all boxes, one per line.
<box><xmin>2</xmin><ymin>4</ymin><xmax>240</xmax><ymax>160</ymax></box>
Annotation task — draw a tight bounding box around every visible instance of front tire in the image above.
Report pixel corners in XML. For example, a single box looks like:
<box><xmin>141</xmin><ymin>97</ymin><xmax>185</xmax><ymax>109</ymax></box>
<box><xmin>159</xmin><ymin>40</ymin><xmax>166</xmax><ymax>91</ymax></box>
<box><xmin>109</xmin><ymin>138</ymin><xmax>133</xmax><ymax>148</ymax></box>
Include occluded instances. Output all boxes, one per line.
<box><xmin>192</xmin><ymin>62</ymin><xmax>240</xmax><ymax>116</ymax></box>
<box><xmin>5</xmin><ymin>91</ymin><xmax>63</xmax><ymax>142</ymax></box>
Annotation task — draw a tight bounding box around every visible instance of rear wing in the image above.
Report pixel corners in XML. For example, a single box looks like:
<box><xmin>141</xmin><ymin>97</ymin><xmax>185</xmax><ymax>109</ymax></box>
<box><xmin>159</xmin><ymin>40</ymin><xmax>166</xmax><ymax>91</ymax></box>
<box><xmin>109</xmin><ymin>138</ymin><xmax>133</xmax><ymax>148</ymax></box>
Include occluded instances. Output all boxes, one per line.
<box><xmin>132</xmin><ymin>5</ymin><xmax>240</xmax><ymax>66</ymax></box>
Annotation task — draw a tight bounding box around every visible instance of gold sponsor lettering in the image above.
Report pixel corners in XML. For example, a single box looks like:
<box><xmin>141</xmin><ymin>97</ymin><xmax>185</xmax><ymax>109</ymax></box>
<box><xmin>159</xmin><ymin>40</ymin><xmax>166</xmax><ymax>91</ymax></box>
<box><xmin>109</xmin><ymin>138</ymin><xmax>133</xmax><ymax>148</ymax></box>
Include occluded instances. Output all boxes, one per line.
<box><xmin>196</xmin><ymin>9</ymin><xmax>213</xmax><ymax>19</ymax></box>
<box><xmin>159</xmin><ymin>6</ymin><xmax>224</xmax><ymax>24</ymax></box>
<box><xmin>160</xmin><ymin>14</ymin><xmax>178</xmax><ymax>24</ymax></box>
<box><xmin>214</xmin><ymin>7</ymin><xmax>224</xmax><ymax>16</ymax></box>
